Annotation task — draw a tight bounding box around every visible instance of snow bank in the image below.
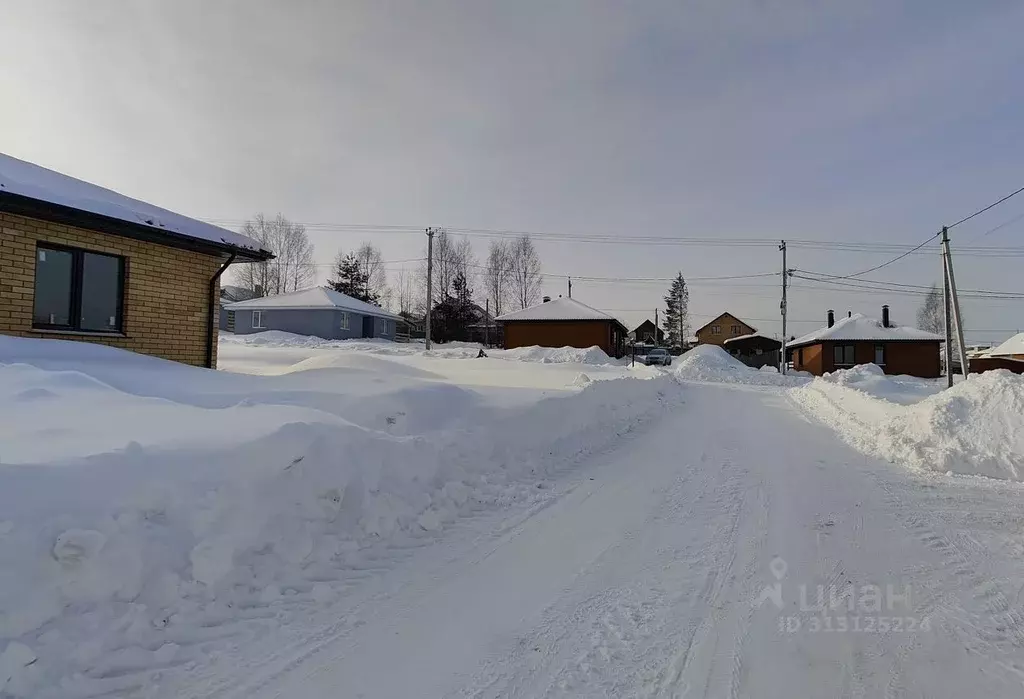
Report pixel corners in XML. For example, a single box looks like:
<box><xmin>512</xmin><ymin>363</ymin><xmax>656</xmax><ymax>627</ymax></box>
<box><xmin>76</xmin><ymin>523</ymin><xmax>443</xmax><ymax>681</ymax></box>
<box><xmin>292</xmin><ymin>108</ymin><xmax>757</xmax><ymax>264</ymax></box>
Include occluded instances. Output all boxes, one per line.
<box><xmin>496</xmin><ymin>345</ymin><xmax>619</xmax><ymax>365</ymax></box>
<box><xmin>0</xmin><ymin>336</ymin><xmax>680</xmax><ymax>697</ymax></box>
<box><xmin>792</xmin><ymin>368</ymin><xmax>1024</xmax><ymax>480</ymax></box>
<box><xmin>221</xmin><ymin>332</ymin><xmax>621</xmax><ymax>365</ymax></box>
<box><xmin>672</xmin><ymin>345</ymin><xmax>808</xmax><ymax>387</ymax></box>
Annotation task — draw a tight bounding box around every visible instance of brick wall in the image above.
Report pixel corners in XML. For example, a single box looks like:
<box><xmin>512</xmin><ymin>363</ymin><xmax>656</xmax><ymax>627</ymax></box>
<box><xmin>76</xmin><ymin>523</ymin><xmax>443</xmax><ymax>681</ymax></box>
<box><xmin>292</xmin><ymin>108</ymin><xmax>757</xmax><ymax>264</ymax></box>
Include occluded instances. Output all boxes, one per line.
<box><xmin>0</xmin><ymin>212</ymin><xmax>223</xmax><ymax>367</ymax></box>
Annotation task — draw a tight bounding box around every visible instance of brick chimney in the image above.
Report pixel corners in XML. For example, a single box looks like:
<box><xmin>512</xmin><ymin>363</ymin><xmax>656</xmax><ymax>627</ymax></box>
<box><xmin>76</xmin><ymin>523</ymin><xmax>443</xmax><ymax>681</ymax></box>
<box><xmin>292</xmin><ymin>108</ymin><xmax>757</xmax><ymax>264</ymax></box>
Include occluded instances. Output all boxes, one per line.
<box><xmin>827</xmin><ymin>309</ymin><xmax>835</xmax><ymax>328</ymax></box>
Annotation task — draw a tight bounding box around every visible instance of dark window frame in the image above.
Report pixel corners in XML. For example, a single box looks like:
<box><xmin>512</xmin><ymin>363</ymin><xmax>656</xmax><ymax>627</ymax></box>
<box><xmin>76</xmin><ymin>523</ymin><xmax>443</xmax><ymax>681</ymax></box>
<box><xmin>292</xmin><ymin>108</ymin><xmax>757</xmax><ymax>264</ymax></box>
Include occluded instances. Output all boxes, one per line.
<box><xmin>32</xmin><ymin>242</ymin><xmax>125</xmax><ymax>333</ymax></box>
<box><xmin>874</xmin><ymin>343</ymin><xmax>886</xmax><ymax>366</ymax></box>
<box><xmin>833</xmin><ymin>343</ymin><xmax>856</xmax><ymax>367</ymax></box>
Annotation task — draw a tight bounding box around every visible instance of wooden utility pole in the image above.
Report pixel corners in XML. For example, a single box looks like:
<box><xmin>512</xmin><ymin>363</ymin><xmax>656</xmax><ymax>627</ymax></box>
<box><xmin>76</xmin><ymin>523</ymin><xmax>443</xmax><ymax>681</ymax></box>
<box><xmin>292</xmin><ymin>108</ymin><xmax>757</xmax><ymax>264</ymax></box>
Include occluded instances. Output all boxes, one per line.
<box><xmin>654</xmin><ymin>307</ymin><xmax>658</xmax><ymax>346</ymax></box>
<box><xmin>425</xmin><ymin>227</ymin><xmax>435</xmax><ymax>350</ymax></box>
<box><xmin>568</xmin><ymin>276</ymin><xmax>572</xmax><ymax>298</ymax></box>
<box><xmin>779</xmin><ymin>240</ymin><xmax>788</xmax><ymax>374</ymax></box>
<box><xmin>484</xmin><ymin>298</ymin><xmax>490</xmax><ymax>347</ymax></box>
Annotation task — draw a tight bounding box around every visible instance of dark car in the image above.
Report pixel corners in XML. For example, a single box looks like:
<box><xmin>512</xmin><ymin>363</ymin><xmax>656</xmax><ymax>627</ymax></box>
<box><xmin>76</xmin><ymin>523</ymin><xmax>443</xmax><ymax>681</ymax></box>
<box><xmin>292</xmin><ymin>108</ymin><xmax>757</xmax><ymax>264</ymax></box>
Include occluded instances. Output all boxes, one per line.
<box><xmin>643</xmin><ymin>348</ymin><xmax>672</xmax><ymax>366</ymax></box>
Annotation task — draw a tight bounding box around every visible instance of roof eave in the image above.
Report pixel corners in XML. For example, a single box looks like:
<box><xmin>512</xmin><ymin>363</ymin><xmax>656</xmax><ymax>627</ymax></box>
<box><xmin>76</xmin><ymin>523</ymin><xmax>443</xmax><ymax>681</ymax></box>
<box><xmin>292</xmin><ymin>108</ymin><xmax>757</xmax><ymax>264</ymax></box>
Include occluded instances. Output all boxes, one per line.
<box><xmin>0</xmin><ymin>191</ymin><xmax>274</xmax><ymax>263</ymax></box>
<box><xmin>787</xmin><ymin>337</ymin><xmax>944</xmax><ymax>349</ymax></box>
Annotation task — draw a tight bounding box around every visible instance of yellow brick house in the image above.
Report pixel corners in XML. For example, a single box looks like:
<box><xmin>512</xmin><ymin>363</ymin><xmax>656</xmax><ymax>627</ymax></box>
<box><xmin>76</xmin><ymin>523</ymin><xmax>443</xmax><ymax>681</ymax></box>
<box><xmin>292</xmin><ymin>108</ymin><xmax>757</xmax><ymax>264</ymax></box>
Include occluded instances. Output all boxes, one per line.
<box><xmin>693</xmin><ymin>311</ymin><xmax>757</xmax><ymax>347</ymax></box>
<box><xmin>0</xmin><ymin>154</ymin><xmax>272</xmax><ymax>367</ymax></box>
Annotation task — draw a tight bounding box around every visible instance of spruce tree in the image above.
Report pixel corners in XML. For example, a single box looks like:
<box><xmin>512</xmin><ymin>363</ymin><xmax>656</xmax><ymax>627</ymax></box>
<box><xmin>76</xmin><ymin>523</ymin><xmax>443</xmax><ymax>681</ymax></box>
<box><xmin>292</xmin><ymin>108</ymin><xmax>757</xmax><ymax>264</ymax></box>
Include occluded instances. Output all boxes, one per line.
<box><xmin>662</xmin><ymin>272</ymin><xmax>690</xmax><ymax>348</ymax></box>
<box><xmin>328</xmin><ymin>252</ymin><xmax>379</xmax><ymax>303</ymax></box>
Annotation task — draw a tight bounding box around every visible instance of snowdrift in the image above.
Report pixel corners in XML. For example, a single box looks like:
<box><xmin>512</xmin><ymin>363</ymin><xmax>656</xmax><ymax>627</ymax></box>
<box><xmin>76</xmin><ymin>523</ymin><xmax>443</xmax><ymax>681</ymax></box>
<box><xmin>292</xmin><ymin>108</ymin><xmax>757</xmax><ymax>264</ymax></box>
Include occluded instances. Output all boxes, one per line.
<box><xmin>672</xmin><ymin>345</ymin><xmax>808</xmax><ymax>387</ymax></box>
<box><xmin>0</xmin><ymin>335</ymin><xmax>680</xmax><ymax>697</ymax></box>
<box><xmin>497</xmin><ymin>345</ymin><xmax>618</xmax><ymax>365</ymax></box>
<box><xmin>792</xmin><ymin>367</ymin><xmax>1024</xmax><ymax>481</ymax></box>
<box><xmin>221</xmin><ymin>332</ymin><xmax>620</xmax><ymax>365</ymax></box>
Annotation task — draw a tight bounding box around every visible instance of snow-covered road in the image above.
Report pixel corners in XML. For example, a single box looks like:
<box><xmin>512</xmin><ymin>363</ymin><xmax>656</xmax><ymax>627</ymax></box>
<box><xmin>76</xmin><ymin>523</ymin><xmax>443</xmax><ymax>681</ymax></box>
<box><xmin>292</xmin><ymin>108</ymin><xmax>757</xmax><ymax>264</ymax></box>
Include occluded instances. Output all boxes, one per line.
<box><xmin>177</xmin><ymin>381</ymin><xmax>1024</xmax><ymax>699</ymax></box>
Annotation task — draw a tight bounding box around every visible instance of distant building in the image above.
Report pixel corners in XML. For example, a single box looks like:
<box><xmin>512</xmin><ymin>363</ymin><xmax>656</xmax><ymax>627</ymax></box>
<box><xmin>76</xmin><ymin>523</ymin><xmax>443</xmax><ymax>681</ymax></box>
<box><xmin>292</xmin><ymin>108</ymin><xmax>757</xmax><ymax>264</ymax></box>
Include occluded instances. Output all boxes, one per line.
<box><xmin>970</xmin><ymin>333</ymin><xmax>1024</xmax><ymax>375</ymax></box>
<box><xmin>220</xmin><ymin>285</ymin><xmax>258</xmax><ymax>304</ymax></box>
<box><xmin>723</xmin><ymin>333</ymin><xmax>781</xmax><ymax>369</ymax></box>
<box><xmin>694</xmin><ymin>312</ymin><xmax>757</xmax><ymax>346</ymax></box>
<box><xmin>789</xmin><ymin>306</ymin><xmax>943</xmax><ymax>378</ymax></box>
<box><xmin>222</xmin><ymin>286</ymin><xmax>401</xmax><ymax>341</ymax></box>
<box><xmin>496</xmin><ymin>296</ymin><xmax>628</xmax><ymax>358</ymax></box>
<box><xmin>630</xmin><ymin>319</ymin><xmax>665</xmax><ymax>346</ymax></box>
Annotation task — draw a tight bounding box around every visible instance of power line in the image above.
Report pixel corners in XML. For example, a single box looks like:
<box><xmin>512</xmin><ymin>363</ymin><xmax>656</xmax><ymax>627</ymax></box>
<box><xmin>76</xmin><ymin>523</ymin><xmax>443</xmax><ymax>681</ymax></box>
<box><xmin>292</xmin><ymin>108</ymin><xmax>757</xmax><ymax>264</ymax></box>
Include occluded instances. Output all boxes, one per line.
<box><xmin>201</xmin><ymin>216</ymin><xmax>1024</xmax><ymax>253</ymax></box>
<box><xmin>949</xmin><ymin>185</ymin><xmax>1024</xmax><ymax>229</ymax></box>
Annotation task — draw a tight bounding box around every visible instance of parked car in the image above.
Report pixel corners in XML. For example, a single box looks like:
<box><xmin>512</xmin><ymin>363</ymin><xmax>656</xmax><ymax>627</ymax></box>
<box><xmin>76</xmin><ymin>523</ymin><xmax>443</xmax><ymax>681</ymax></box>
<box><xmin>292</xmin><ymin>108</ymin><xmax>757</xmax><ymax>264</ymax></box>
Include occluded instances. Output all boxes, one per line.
<box><xmin>643</xmin><ymin>347</ymin><xmax>672</xmax><ymax>366</ymax></box>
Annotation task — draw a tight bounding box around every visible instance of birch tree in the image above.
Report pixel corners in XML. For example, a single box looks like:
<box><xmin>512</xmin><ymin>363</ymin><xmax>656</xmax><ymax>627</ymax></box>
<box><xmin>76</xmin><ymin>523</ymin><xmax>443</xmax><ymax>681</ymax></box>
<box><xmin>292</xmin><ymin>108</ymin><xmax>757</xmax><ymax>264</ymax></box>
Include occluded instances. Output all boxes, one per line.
<box><xmin>232</xmin><ymin>214</ymin><xmax>315</xmax><ymax>295</ymax></box>
<box><xmin>484</xmin><ymin>239</ymin><xmax>513</xmax><ymax>317</ymax></box>
<box><xmin>508</xmin><ymin>234</ymin><xmax>542</xmax><ymax>310</ymax></box>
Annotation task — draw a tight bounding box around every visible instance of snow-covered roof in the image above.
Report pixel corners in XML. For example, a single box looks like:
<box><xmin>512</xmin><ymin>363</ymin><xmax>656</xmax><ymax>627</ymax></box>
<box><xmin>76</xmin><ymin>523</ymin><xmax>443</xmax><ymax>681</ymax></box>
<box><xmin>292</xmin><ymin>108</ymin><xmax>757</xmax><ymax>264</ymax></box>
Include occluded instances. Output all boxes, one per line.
<box><xmin>788</xmin><ymin>313</ymin><xmax>943</xmax><ymax>348</ymax></box>
<box><xmin>984</xmin><ymin>332</ymin><xmax>1024</xmax><ymax>357</ymax></box>
<box><xmin>723</xmin><ymin>333</ymin><xmax>779</xmax><ymax>345</ymax></box>
<box><xmin>224</xmin><ymin>286</ymin><xmax>401</xmax><ymax>319</ymax></box>
<box><xmin>496</xmin><ymin>297</ymin><xmax>622</xmax><ymax>325</ymax></box>
<box><xmin>0</xmin><ymin>153</ymin><xmax>270</xmax><ymax>260</ymax></box>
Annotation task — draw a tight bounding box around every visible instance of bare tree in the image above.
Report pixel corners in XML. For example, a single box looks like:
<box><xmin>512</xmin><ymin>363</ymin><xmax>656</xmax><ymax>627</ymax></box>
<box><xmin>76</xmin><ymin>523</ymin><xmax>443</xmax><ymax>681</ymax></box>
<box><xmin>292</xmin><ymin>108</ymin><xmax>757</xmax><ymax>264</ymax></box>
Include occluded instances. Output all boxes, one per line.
<box><xmin>420</xmin><ymin>230</ymin><xmax>476</xmax><ymax>305</ymax></box>
<box><xmin>355</xmin><ymin>242</ymin><xmax>390</xmax><ymax>306</ymax></box>
<box><xmin>484</xmin><ymin>239</ymin><xmax>513</xmax><ymax>317</ymax></box>
<box><xmin>918</xmin><ymin>282</ymin><xmax>964</xmax><ymax>361</ymax></box>
<box><xmin>394</xmin><ymin>268</ymin><xmax>416</xmax><ymax>317</ymax></box>
<box><xmin>232</xmin><ymin>213</ymin><xmax>315</xmax><ymax>295</ymax></box>
<box><xmin>508</xmin><ymin>234</ymin><xmax>542</xmax><ymax>309</ymax></box>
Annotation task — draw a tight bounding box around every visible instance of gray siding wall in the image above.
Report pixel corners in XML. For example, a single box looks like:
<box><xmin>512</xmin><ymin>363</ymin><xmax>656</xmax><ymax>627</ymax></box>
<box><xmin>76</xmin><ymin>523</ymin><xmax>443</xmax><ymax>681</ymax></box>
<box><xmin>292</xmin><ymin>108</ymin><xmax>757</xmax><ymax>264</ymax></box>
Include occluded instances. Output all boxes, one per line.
<box><xmin>222</xmin><ymin>307</ymin><xmax>396</xmax><ymax>340</ymax></box>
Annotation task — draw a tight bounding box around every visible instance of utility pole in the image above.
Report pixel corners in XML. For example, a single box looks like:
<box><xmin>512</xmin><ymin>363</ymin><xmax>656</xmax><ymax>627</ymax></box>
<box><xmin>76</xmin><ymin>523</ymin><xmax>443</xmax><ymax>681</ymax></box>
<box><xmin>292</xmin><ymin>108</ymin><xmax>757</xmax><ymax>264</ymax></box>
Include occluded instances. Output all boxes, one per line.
<box><xmin>425</xmin><ymin>227</ymin><xmax>435</xmax><ymax>350</ymax></box>
<box><xmin>654</xmin><ymin>307</ymin><xmax>658</xmax><ymax>346</ymax></box>
<box><xmin>941</xmin><ymin>226</ymin><xmax>969</xmax><ymax>383</ymax></box>
<box><xmin>568</xmin><ymin>276</ymin><xmax>572</xmax><ymax>298</ymax></box>
<box><xmin>485</xmin><ymin>298</ymin><xmax>490</xmax><ymax>347</ymax></box>
<box><xmin>942</xmin><ymin>234</ymin><xmax>953</xmax><ymax>387</ymax></box>
<box><xmin>779</xmin><ymin>240</ymin><xmax>788</xmax><ymax>374</ymax></box>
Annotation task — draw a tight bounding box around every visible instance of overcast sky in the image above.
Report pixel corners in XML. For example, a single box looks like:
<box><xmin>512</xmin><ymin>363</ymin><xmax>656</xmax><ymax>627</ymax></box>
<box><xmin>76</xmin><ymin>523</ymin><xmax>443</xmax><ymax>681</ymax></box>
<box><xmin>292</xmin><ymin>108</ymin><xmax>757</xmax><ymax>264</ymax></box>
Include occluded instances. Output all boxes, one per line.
<box><xmin>3</xmin><ymin>1</ymin><xmax>1024</xmax><ymax>341</ymax></box>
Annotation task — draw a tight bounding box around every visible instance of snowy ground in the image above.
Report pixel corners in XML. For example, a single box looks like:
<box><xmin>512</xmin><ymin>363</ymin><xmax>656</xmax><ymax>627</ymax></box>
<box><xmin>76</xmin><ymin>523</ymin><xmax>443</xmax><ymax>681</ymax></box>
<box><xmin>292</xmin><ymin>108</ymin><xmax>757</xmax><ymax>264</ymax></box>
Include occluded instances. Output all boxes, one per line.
<box><xmin>3</xmin><ymin>334</ymin><xmax>1024</xmax><ymax>697</ymax></box>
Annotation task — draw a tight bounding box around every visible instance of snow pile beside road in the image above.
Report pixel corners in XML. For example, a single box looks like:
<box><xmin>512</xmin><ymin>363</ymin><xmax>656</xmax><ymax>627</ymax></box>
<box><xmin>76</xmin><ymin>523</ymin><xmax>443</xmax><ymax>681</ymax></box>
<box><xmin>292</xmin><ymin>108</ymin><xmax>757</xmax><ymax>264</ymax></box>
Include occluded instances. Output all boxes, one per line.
<box><xmin>673</xmin><ymin>345</ymin><xmax>808</xmax><ymax>387</ymax></box>
<box><xmin>0</xmin><ymin>335</ymin><xmax>680</xmax><ymax>697</ymax></box>
<box><xmin>497</xmin><ymin>345</ymin><xmax>618</xmax><ymax>365</ymax></box>
<box><xmin>792</xmin><ymin>367</ymin><xmax>1024</xmax><ymax>480</ymax></box>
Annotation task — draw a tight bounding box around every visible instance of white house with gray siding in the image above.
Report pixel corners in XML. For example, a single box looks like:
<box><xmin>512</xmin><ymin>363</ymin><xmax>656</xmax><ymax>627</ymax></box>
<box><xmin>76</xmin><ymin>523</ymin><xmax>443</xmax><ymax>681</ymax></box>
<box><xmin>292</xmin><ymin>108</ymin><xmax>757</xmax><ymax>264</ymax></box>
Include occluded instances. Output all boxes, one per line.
<box><xmin>221</xmin><ymin>286</ymin><xmax>401</xmax><ymax>340</ymax></box>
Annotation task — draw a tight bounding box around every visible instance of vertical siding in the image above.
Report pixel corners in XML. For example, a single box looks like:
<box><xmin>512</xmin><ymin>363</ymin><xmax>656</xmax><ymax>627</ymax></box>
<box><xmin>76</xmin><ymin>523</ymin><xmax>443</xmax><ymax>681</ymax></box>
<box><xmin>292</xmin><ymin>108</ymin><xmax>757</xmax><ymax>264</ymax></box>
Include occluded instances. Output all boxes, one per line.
<box><xmin>796</xmin><ymin>340</ymin><xmax>940</xmax><ymax>377</ymax></box>
<box><xmin>502</xmin><ymin>321</ymin><xmax>617</xmax><ymax>356</ymax></box>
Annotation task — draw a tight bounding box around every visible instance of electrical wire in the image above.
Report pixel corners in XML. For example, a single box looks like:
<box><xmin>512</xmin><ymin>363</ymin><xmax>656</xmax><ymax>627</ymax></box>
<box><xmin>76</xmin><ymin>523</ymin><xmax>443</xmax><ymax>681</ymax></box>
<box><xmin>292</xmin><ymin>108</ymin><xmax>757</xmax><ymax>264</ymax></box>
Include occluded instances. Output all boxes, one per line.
<box><xmin>949</xmin><ymin>185</ymin><xmax>1024</xmax><ymax>229</ymax></box>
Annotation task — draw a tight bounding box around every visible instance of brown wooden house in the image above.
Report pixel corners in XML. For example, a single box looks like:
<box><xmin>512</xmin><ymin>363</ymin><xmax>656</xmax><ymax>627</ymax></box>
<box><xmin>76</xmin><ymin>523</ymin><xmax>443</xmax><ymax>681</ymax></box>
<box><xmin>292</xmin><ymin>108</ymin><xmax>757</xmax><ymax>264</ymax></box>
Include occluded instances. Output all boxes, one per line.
<box><xmin>970</xmin><ymin>333</ymin><xmax>1024</xmax><ymax>375</ymax></box>
<box><xmin>723</xmin><ymin>333</ymin><xmax>781</xmax><ymax>369</ymax></box>
<box><xmin>789</xmin><ymin>307</ymin><xmax>943</xmax><ymax>377</ymax></box>
<box><xmin>630</xmin><ymin>319</ymin><xmax>664</xmax><ymax>346</ymax></box>
<box><xmin>694</xmin><ymin>312</ymin><xmax>756</xmax><ymax>346</ymax></box>
<box><xmin>496</xmin><ymin>296</ymin><xmax>628</xmax><ymax>358</ymax></box>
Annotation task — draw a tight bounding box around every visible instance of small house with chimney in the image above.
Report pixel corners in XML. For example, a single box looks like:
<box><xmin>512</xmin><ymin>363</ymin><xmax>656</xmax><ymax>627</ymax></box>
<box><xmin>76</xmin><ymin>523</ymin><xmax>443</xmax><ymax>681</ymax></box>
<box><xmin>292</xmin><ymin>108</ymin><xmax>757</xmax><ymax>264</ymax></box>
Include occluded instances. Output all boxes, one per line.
<box><xmin>789</xmin><ymin>306</ymin><xmax>944</xmax><ymax>378</ymax></box>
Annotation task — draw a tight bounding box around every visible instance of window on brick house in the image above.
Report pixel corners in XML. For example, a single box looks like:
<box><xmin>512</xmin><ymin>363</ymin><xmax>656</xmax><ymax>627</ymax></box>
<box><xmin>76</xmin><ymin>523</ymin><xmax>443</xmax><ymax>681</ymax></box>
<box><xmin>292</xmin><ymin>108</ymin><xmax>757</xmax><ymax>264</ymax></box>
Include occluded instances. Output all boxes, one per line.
<box><xmin>731</xmin><ymin>324</ymin><xmax>741</xmax><ymax>334</ymax></box>
<box><xmin>33</xmin><ymin>244</ymin><xmax>124</xmax><ymax>332</ymax></box>
<box><xmin>874</xmin><ymin>343</ymin><xmax>886</xmax><ymax>366</ymax></box>
<box><xmin>711</xmin><ymin>325</ymin><xmax>721</xmax><ymax>334</ymax></box>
